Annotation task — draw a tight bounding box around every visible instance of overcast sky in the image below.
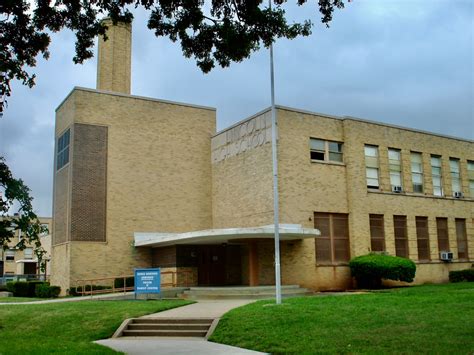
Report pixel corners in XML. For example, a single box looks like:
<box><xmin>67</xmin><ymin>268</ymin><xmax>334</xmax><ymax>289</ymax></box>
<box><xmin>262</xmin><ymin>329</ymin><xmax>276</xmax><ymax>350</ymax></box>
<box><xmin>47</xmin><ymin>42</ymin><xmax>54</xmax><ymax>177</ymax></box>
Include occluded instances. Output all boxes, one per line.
<box><xmin>0</xmin><ymin>0</ymin><xmax>473</xmax><ymax>217</ymax></box>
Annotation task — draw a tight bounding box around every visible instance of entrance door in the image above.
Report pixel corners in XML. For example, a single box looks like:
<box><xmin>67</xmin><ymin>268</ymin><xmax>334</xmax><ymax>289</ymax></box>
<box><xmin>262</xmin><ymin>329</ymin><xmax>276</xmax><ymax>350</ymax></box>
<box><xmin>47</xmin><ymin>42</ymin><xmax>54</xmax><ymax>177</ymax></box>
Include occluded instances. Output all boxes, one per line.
<box><xmin>197</xmin><ymin>246</ymin><xmax>226</xmax><ymax>286</ymax></box>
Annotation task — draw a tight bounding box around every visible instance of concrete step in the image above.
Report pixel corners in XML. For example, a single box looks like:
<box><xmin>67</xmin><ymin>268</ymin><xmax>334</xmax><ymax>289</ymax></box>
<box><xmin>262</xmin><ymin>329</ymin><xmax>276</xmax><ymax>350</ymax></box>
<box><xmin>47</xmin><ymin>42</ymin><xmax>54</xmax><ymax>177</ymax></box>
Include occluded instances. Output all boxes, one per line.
<box><xmin>128</xmin><ymin>323</ymin><xmax>210</xmax><ymax>331</ymax></box>
<box><xmin>186</xmin><ymin>285</ymin><xmax>302</xmax><ymax>294</ymax></box>
<box><xmin>132</xmin><ymin>318</ymin><xmax>213</xmax><ymax>325</ymax></box>
<box><xmin>122</xmin><ymin>329</ymin><xmax>208</xmax><ymax>337</ymax></box>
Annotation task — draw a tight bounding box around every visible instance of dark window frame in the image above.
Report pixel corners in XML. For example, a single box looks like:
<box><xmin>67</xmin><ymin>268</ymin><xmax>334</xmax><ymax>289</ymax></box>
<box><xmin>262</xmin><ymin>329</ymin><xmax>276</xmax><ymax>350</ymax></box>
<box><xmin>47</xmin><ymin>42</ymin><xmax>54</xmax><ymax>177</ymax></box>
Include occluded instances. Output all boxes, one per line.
<box><xmin>314</xmin><ymin>213</ymin><xmax>350</xmax><ymax>265</ymax></box>
<box><xmin>369</xmin><ymin>214</ymin><xmax>385</xmax><ymax>252</ymax></box>
<box><xmin>415</xmin><ymin>216</ymin><xmax>430</xmax><ymax>261</ymax></box>
<box><xmin>56</xmin><ymin>129</ymin><xmax>70</xmax><ymax>171</ymax></box>
<box><xmin>394</xmin><ymin>215</ymin><xmax>409</xmax><ymax>258</ymax></box>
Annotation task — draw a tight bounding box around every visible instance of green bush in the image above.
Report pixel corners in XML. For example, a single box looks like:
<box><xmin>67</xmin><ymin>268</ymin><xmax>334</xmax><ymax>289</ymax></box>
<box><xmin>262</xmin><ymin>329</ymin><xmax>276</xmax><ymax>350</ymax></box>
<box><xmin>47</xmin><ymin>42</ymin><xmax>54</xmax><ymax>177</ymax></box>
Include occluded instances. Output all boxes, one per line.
<box><xmin>349</xmin><ymin>253</ymin><xmax>416</xmax><ymax>289</ymax></box>
<box><xmin>449</xmin><ymin>269</ymin><xmax>474</xmax><ymax>283</ymax></box>
<box><xmin>6</xmin><ymin>281</ymin><xmax>48</xmax><ymax>297</ymax></box>
<box><xmin>114</xmin><ymin>277</ymin><xmax>134</xmax><ymax>289</ymax></box>
<box><xmin>35</xmin><ymin>284</ymin><xmax>61</xmax><ymax>298</ymax></box>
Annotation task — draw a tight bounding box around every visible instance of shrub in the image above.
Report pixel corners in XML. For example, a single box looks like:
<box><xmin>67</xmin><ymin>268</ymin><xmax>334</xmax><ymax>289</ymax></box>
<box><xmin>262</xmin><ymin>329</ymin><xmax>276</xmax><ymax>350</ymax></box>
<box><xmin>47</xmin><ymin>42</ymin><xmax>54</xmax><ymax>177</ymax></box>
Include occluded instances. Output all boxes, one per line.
<box><xmin>114</xmin><ymin>277</ymin><xmax>134</xmax><ymax>289</ymax></box>
<box><xmin>6</xmin><ymin>281</ymin><xmax>48</xmax><ymax>297</ymax></box>
<box><xmin>449</xmin><ymin>269</ymin><xmax>474</xmax><ymax>283</ymax></box>
<box><xmin>349</xmin><ymin>253</ymin><xmax>416</xmax><ymax>289</ymax></box>
<box><xmin>35</xmin><ymin>284</ymin><xmax>61</xmax><ymax>298</ymax></box>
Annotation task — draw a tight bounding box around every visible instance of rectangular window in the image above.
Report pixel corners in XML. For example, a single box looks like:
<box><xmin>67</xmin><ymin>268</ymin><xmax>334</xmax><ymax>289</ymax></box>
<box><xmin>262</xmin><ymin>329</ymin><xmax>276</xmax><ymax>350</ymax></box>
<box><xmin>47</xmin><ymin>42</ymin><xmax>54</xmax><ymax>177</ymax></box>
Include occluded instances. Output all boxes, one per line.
<box><xmin>56</xmin><ymin>129</ymin><xmax>70</xmax><ymax>170</ymax></box>
<box><xmin>411</xmin><ymin>152</ymin><xmax>424</xmax><ymax>193</ymax></box>
<box><xmin>436</xmin><ymin>218</ymin><xmax>449</xmax><ymax>253</ymax></box>
<box><xmin>450</xmin><ymin>158</ymin><xmax>461</xmax><ymax>195</ymax></box>
<box><xmin>310</xmin><ymin>138</ymin><xmax>343</xmax><ymax>163</ymax></box>
<box><xmin>24</xmin><ymin>248</ymin><xmax>33</xmax><ymax>260</ymax></box>
<box><xmin>365</xmin><ymin>145</ymin><xmax>379</xmax><ymax>189</ymax></box>
<box><xmin>455</xmin><ymin>219</ymin><xmax>468</xmax><ymax>260</ymax></box>
<box><xmin>314</xmin><ymin>213</ymin><xmax>350</xmax><ymax>264</ymax></box>
<box><xmin>416</xmin><ymin>217</ymin><xmax>430</xmax><ymax>261</ymax></box>
<box><xmin>431</xmin><ymin>156</ymin><xmax>443</xmax><ymax>196</ymax></box>
<box><xmin>369</xmin><ymin>214</ymin><xmax>385</xmax><ymax>252</ymax></box>
<box><xmin>467</xmin><ymin>161</ymin><xmax>474</xmax><ymax>198</ymax></box>
<box><xmin>394</xmin><ymin>215</ymin><xmax>408</xmax><ymax>258</ymax></box>
<box><xmin>388</xmin><ymin>149</ymin><xmax>402</xmax><ymax>191</ymax></box>
<box><xmin>5</xmin><ymin>249</ymin><xmax>15</xmax><ymax>261</ymax></box>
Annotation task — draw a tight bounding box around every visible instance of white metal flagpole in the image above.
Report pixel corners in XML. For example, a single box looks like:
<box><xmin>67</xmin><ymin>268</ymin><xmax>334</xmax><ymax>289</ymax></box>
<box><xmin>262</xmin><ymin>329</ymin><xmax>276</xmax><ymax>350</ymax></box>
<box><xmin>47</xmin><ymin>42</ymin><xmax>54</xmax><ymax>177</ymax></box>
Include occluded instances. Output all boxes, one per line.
<box><xmin>269</xmin><ymin>0</ymin><xmax>282</xmax><ymax>305</ymax></box>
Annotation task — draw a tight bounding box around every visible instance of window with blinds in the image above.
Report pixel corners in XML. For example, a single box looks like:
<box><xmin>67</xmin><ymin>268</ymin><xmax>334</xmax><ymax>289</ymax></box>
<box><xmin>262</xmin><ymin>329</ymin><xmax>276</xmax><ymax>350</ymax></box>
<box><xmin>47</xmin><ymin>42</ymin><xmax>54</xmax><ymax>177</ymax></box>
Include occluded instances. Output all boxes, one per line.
<box><xmin>450</xmin><ymin>158</ymin><xmax>461</xmax><ymax>194</ymax></box>
<box><xmin>394</xmin><ymin>215</ymin><xmax>408</xmax><ymax>258</ymax></box>
<box><xmin>467</xmin><ymin>161</ymin><xmax>474</xmax><ymax>198</ymax></box>
<box><xmin>310</xmin><ymin>138</ymin><xmax>343</xmax><ymax>163</ymax></box>
<box><xmin>455</xmin><ymin>219</ymin><xmax>468</xmax><ymax>260</ymax></box>
<box><xmin>369</xmin><ymin>214</ymin><xmax>385</xmax><ymax>252</ymax></box>
<box><xmin>388</xmin><ymin>149</ymin><xmax>402</xmax><ymax>191</ymax></box>
<box><xmin>411</xmin><ymin>152</ymin><xmax>423</xmax><ymax>193</ymax></box>
<box><xmin>365</xmin><ymin>145</ymin><xmax>379</xmax><ymax>189</ymax></box>
<box><xmin>314</xmin><ymin>213</ymin><xmax>350</xmax><ymax>264</ymax></box>
<box><xmin>436</xmin><ymin>218</ymin><xmax>449</xmax><ymax>254</ymax></box>
<box><xmin>431</xmin><ymin>156</ymin><xmax>443</xmax><ymax>197</ymax></box>
<box><xmin>416</xmin><ymin>217</ymin><xmax>430</xmax><ymax>261</ymax></box>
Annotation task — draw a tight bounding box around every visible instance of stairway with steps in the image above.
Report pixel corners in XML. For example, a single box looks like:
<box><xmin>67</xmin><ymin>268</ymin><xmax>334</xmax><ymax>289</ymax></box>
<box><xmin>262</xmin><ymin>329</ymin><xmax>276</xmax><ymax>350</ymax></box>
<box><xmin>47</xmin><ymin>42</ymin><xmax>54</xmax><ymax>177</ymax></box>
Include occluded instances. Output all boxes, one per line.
<box><xmin>115</xmin><ymin>318</ymin><xmax>215</xmax><ymax>338</ymax></box>
<box><xmin>179</xmin><ymin>285</ymin><xmax>313</xmax><ymax>300</ymax></box>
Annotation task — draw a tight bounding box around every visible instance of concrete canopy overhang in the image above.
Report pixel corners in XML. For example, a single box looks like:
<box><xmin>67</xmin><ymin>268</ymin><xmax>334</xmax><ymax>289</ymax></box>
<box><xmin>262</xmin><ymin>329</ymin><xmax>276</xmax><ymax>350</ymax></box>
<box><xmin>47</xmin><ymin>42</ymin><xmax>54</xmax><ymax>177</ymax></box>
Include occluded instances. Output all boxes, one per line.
<box><xmin>134</xmin><ymin>224</ymin><xmax>320</xmax><ymax>248</ymax></box>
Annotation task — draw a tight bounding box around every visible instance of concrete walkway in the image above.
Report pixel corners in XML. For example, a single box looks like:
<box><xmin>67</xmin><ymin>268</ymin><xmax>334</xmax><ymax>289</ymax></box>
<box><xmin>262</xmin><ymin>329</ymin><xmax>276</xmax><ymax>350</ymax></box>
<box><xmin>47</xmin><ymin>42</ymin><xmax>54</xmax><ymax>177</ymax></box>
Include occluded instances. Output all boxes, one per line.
<box><xmin>0</xmin><ymin>291</ymin><xmax>138</xmax><ymax>305</ymax></box>
<box><xmin>96</xmin><ymin>299</ymin><xmax>266</xmax><ymax>355</ymax></box>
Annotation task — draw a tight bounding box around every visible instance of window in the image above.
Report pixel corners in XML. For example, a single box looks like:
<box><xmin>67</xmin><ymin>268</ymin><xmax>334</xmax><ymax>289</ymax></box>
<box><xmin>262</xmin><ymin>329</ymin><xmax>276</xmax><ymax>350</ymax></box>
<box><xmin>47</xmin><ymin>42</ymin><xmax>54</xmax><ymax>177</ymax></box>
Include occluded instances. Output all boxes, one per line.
<box><xmin>455</xmin><ymin>219</ymin><xmax>468</xmax><ymax>260</ymax></box>
<box><xmin>24</xmin><ymin>248</ymin><xmax>33</xmax><ymax>260</ymax></box>
<box><xmin>450</xmin><ymin>158</ymin><xmax>461</xmax><ymax>195</ymax></box>
<box><xmin>388</xmin><ymin>149</ymin><xmax>402</xmax><ymax>191</ymax></box>
<box><xmin>416</xmin><ymin>217</ymin><xmax>430</xmax><ymax>261</ymax></box>
<box><xmin>411</xmin><ymin>152</ymin><xmax>424</xmax><ymax>193</ymax></box>
<box><xmin>365</xmin><ymin>145</ymin><xmax>379</xmax><ymax>189</ymax></box>
<box><xmin>40</xmin><ymin>223</ymin><xmax>49</xmax><ymax>237</ymax></box>
<box><xmin>310</xmin><ymin>138</ymin><xmax>343</xmax><ymax>163</ymax></box>
<box><xmin>394</xmin><ymin>215</ymin><xmax>408</xmax><ymax>258</ymax></box>
<box><xmin>5</xmin><ymin>249</ymin><xmax>15</xmax><ymax>261</ymax></box>
<box><xmin>436</xmin><ymin>218</ymin><xmax>449</xmax><ymax>253</ymax></box>
<box><xmin>314</xmin><ymin>213</ymin><xmax>350</xmax><ymax>263</ymax></box>
<box><xmin>56</xmin><ymin>129</ymin><xmax>70</xmax><ymax>170</ymax></box>
<box><xmin>431</xmin><ymin>156</ymin><xmax>443</xmax><ymax>196</ymax></box>
<box><xmin>468</xmin><ymin>161</ymin><xmax>474</xmax><ymax>198</ymax></box>
<box><xmin>369</xmin><ymin>214</ymin><xmax>385</xmax><ymax>252</ymax></box>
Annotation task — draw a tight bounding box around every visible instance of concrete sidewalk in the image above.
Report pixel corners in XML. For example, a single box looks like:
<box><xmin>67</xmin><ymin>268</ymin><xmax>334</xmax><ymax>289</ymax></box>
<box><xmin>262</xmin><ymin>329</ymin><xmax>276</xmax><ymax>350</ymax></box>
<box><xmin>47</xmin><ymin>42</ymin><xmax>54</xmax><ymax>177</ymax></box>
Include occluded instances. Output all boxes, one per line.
<box><xmin>96</xmin><ymin>299</ymin><xmax>266</xmax><ymax>355</ymax></box>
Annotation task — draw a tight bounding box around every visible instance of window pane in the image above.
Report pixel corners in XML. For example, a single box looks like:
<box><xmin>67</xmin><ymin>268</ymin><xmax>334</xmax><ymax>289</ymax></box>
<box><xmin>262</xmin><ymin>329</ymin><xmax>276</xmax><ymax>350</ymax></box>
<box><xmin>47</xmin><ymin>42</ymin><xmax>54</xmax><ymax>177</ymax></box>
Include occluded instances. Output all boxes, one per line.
<box><xmin>390</xmin><ymin>172</ymin><xmax>401</xmax><ymax>186</ymax></box>
<box><xmin>436</xmin><ymin>218</ymin><xmax>449</xmax><ymax>253</ymax></box>
<box><xmin>366</xmin><ymin>168</ymin><xmax>379</xmax><ymax>179</ymax></box>
<box><xmin>315</xmin><ymin>238</ymin><xmax>331</xmax><ymax>263</ymax></box>
<box><xmin>365</xmin><ymin>146</ymin><xmax>378</xmax><ymax>157</ymax></box>
<box><xmin>328</xmin><ymin>142</ymin><xmax>343</xmax><ymax>153</ymax></box>
<box><xmin>455</xmin><ymin>219</ymin><xmax>468</xmax><ymax>260</ymax></box>
<box><xmin>370</xmin><ymin>214</ymin><xmax>385</xmax><ymax>252</ymax></box>
<box><xmin>328</xmin><ymin>152</ymin><xmax>343</xmax><ymax>162</ymax></box>
<box><xmin>310</xmin><ymin>139</ymin><xmax>325</xmax><ymax>151</ymax></box>
<box><xmin>310</xmin><ymin>151</ymin><xmax>325</xmax><ymax>161</ymax></box>
<box><xmin>416</xmin><ymin>217</ymin><xmax>430</xmax><ymax>261</ymax></box>
<box><xmin>394</xmin><ymin>216</ymin><xmax>408</xmax><ymax>258</ymax></box>
<box><xmin>388</xmin><ymin>149</ymin><xmax>400</xmax><ymax>161</ymax></box>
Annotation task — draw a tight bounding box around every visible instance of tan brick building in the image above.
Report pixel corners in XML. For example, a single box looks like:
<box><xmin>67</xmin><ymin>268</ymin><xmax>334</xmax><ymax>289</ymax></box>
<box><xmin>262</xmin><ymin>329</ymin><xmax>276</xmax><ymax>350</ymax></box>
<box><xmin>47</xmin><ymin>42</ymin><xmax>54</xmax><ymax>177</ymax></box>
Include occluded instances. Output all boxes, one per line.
<box><xmin>51</xmin><ymin>21</ymin><xmax>473</xmax><ymax>294</ymax></box>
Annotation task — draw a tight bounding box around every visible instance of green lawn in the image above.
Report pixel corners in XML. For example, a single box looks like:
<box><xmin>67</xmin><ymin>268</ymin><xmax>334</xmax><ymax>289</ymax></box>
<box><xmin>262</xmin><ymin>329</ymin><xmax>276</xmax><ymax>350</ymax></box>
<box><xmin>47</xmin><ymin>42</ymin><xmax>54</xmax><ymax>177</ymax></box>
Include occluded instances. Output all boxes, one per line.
<box><xmin>0</xmin><ymin>299</ymin><xmax>192</xmax><ymax>354</ymax></box>
<box><xmin>210</xmin><ymin>283</ymin><xmax>474</xmax><ymax>354</ymax></box>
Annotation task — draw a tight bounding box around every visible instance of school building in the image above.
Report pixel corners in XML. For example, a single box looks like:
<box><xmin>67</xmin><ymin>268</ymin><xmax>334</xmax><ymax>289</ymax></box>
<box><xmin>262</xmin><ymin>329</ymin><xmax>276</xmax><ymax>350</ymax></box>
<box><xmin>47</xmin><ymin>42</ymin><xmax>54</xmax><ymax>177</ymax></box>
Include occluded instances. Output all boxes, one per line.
<box><xmin>50</xmin><ymin>20</ymin><xmax>473</xmax><ymax>294</ymax></box>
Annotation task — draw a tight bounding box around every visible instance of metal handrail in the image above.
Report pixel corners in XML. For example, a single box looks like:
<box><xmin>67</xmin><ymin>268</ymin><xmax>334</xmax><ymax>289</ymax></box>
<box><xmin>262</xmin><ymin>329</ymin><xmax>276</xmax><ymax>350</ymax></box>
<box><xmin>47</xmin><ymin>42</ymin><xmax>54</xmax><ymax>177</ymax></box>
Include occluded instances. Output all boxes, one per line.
<box><xmin>74</xmin><ymin>269</ymin><xmax>193</xmax><ymax>296</ymax></box>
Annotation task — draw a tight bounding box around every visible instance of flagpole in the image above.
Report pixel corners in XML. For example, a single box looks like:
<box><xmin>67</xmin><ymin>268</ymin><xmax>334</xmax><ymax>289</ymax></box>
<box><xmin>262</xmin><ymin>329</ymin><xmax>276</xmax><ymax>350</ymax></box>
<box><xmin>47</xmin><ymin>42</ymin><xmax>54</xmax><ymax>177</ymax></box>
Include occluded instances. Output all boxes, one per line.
<box><xmin>269</xmin><ymin>0</ymin><xmax>282</xmax><ymax>305</ymax></box>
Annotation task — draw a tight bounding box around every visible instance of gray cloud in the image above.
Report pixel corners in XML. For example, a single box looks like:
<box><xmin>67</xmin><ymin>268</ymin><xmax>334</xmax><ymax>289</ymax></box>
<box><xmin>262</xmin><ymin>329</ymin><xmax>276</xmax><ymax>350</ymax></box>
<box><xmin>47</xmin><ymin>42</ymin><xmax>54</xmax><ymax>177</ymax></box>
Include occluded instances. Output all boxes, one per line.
<box><xmin>0</xmin><ymin>0</ymin><xmax>472</xmax><ymax>216</ymax></box>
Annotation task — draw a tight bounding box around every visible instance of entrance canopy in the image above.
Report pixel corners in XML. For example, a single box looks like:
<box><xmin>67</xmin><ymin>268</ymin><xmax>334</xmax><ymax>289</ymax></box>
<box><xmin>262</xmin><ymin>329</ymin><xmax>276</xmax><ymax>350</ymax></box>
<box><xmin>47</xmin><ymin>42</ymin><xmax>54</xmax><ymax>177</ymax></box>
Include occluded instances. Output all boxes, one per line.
<box><xmin>134</xmin><ymin>224</ymin><xmax>320</xmax><ymax>248</ymax></box>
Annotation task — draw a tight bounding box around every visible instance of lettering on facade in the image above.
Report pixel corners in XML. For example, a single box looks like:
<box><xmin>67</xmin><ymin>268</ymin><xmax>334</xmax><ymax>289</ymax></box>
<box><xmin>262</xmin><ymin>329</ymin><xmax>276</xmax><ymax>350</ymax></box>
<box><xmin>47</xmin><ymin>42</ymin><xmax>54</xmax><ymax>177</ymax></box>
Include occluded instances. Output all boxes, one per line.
<box><xmin>211</xmin><ymin>113</ymin><xmax>272</xmax><ymax>163</ymax></box>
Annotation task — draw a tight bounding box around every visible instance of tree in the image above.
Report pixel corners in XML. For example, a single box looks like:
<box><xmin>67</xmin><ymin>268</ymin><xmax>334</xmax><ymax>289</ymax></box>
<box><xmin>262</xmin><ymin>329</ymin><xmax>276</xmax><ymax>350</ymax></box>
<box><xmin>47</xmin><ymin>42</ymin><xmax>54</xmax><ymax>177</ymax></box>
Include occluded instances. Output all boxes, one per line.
<box><xmin>0</xmin><ymin>157</ymin><xmax>47</xmax><ymax>272</ymax></box>
<box><xmin>0</xmin><ymin>0</ymin><xmax>348</xmax><ymax>115</ymax></box>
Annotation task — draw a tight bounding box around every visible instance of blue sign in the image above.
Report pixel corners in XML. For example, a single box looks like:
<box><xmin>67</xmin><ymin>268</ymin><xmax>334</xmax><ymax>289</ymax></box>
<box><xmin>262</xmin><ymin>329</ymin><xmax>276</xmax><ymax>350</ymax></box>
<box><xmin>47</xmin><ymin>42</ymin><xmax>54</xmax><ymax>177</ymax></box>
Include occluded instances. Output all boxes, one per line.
<box><xmin>134</xmin><ymin>268</ymin><xmax>161</xmax><ymax>294</ymax></box>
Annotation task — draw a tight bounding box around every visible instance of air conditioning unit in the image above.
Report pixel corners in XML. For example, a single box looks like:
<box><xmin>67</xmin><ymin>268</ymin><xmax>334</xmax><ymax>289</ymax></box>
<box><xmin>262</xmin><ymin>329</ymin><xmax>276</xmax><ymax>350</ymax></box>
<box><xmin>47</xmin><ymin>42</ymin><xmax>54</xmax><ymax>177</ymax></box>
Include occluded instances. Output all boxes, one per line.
<box><xmin>440</xmin><ymin>251</ymin><xmax>454</xmax><ymax>262</ymax></box>
<box><xmin>392</xmin><ymin>185</ymin><xmax>403</xmax><ymax>193</ymax></box>
<box><xmin>453</xmin><ymin>191</ymin><xmax>463</xmax><ymax>198</ymax></box>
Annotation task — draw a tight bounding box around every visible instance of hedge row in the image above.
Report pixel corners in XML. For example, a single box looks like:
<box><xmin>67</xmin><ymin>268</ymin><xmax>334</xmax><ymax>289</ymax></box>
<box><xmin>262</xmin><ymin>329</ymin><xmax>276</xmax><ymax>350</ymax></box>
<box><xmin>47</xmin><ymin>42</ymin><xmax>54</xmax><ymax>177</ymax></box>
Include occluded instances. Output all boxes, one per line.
<box><xmin>349</xmin><ymin>253</ymin><xmax>416</xmax><ymax>289</ymax></box>
<box><xmin>6</xmin><ymin>281</ymin><xmax>61</xmax><ymax>298</ymax></box>
<box><xmin>114</xmin><ymin>277</ymin><xmax>134</xmax><ymax>289</ymax></box>
<box><xmin>449</xmin><ymin>269</ymin><xmax>474</xmax><ymax>283</ymax></box>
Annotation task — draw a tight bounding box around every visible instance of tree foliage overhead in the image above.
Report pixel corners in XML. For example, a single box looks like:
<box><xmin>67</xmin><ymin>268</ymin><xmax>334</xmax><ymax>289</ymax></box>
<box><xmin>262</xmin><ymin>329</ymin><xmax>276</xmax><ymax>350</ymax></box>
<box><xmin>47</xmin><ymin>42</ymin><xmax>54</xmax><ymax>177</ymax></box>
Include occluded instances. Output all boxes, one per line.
<box><xmin>0</xmin><ymin>157</ymin><xmax>47</xmax><ymax>271</ymax></box>
<box><xmin>0</xmin><ymin>0</ymin><xmax>347</xmax><ymax>114</ymax></box>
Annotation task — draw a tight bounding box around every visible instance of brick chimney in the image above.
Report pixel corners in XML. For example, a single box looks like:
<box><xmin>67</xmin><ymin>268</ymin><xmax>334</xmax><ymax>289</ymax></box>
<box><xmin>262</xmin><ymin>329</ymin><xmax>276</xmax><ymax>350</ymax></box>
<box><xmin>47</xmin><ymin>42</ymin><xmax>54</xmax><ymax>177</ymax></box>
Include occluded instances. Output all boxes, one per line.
<box><xmin>96</xmin><ymin>19</ymin><xmax>132</xmax><ymax>94</ymax></box>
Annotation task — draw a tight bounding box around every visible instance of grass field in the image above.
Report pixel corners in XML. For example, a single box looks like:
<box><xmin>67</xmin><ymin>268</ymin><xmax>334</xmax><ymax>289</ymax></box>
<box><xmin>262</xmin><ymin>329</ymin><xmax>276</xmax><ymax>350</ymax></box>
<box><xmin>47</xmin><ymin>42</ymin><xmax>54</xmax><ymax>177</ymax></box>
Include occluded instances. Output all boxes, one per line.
<box><xmin>0</xmin><ymin>299</ymin><xmax>191</xmax><ymax>354</ymax></box>
<box><xmin>210</xmin><ymin>283</ymin><xmax>474</xmax><ymax>354</ymax></box>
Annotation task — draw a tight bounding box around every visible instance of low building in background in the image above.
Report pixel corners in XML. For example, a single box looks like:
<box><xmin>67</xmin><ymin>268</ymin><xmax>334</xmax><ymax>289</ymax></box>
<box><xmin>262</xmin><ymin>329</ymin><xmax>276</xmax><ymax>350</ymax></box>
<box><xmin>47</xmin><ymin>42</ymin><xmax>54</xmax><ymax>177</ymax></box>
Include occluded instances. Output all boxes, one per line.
<box><xmin>50</xmin><ymin>20</ymin><xmax>473</xmax><ymax>294</ymax></box>
<box><xmin>0</xmin><ymin>217</ymin><xmax>52</xmax><ymax>283</ymax></box>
